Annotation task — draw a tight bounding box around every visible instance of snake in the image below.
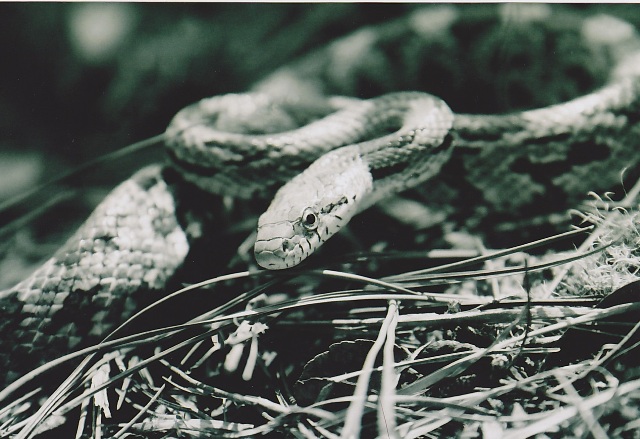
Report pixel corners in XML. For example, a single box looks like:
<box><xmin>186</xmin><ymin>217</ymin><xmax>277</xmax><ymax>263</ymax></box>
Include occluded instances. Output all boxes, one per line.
<box><xmin>167</xmin><ymin>92</ymin><xmax>454</xmax><ymax>269</ymax></box>
<box><xmin>2</xmin><ymin>5</ymin><xmax>640</xmax><ymax>392</ymax></box>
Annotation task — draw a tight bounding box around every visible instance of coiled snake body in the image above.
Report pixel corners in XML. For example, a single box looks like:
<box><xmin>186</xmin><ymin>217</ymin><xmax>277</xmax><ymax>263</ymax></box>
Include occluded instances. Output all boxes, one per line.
<box><xmin>2</xmin><ymin>6</ymin><xmax>640</xmax><ymax>387</ymax></box>
<box><xmin>168</xmin><ymin>92</ymin><xmax>454</xmax><ymax>269</ymax></box>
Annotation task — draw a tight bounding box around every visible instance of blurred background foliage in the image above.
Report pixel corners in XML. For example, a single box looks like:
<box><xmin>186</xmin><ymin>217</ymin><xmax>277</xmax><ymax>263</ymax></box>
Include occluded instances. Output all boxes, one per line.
<box><xmin>0</xmin><ymin>3</ymin><xmax>423</xmax><ymax>191</ymax></box>
<box><xmin>1</xmin><ymin>3</ymin><xmax>638</xmax><ymax>195</ymax></box>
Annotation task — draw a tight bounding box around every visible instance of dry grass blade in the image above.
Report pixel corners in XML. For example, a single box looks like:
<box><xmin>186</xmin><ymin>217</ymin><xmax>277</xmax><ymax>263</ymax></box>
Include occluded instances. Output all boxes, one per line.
<box><xmin>341</xmin><ymin>301</ymin><xmax>398</xmax><ymax>438</ymax></box>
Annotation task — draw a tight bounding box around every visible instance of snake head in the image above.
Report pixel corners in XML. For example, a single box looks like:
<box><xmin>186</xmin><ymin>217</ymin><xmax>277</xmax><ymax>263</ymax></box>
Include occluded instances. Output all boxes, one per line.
<box><xmin>254</xmin><ymin>148</ymin><xmax>373</xmax><ymax>269</ymax></box>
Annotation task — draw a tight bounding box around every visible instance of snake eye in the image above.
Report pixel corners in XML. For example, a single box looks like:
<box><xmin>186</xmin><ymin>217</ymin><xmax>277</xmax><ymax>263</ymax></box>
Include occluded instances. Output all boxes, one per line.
<box><xmin>301</xmin><ymin>208</ymin><xmax>319</xmax><ymax>230</ymax></box>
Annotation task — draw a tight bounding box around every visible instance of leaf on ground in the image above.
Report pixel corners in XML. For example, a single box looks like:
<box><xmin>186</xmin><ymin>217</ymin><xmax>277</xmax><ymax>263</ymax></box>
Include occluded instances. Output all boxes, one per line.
<box><xmin>293</xmin><ymin>339</ymin><xmax>407</xmax><ymax>406</ymax></box>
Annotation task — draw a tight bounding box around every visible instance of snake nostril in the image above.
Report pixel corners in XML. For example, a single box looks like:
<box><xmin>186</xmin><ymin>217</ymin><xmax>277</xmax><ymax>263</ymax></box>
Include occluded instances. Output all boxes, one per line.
<box><xmin>282</xmin><ymin>240</ymin><xmax>294</xmax><ymax>252</ymax></box>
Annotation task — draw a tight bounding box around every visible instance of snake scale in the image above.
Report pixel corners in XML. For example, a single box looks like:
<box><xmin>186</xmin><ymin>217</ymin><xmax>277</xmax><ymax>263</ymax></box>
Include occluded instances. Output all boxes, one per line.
<box><xmin>2</xmin><ymin>5</ymin><xmax>640</xmax><ymax>391</ymax></box>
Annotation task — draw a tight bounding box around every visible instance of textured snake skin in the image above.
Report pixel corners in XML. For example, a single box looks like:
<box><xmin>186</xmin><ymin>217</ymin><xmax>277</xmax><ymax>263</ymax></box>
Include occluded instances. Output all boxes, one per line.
<box><xmin>0</xmin><ymin>166</ymin><xmax>188</xmax><ymax>385</ymax></box>
<box><xmin>2</xmin><ymin>6</ymin><xmax>640</xmax><ymax>391</ymax></box>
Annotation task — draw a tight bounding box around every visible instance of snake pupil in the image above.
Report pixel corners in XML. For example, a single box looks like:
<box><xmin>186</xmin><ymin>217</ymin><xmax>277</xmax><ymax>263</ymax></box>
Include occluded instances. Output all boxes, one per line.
<box><xmin>301</xmin><ymin>208</ymin><xmax>319</xmax><ymax>230</ymax></box>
